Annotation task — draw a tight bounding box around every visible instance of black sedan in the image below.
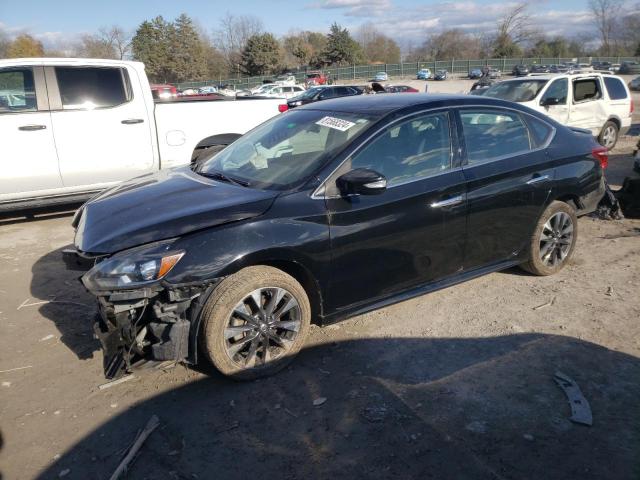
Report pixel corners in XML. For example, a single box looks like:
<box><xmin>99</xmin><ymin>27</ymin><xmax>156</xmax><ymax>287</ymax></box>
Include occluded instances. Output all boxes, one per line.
<box><xmin>70</xmin><ymin>94</ymin><xmax>607</xmax><ymax>380</ymax></box>
<box><xmin>287</xmin><ymin>85</ymin><xmax>362</xmax><ymax>108</ymax></box>
<box><xmin>512</xmin><ymin>64</ymin><xmax>530</xmax><ymax>76</ymax></box>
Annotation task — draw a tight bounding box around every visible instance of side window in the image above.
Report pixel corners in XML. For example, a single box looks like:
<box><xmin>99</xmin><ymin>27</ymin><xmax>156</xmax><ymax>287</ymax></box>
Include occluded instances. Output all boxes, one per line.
<box><xmin>55</xmin><ymin>67</ymin><xmax>130</xmax><ymax>110</ymax></box>
<box><xmin>540</xmin><ymin>78</ymin><xmax>568</xmax><ymax>105</ymax></box>
<box><xmin>603</xmin><ymin>76</ymin><xmax>628</xmax><ymax>100</ymax></box>
<box><xmin>349</xmin><ymin>112</ymin><xmax>452</xmax><ymax>186</ymax></box>
<box><xmin>319</xmin><ymin>89</ymin><xmax>337</xmax><ymax>100</ymax></box>
<box><xmin>573</xmin><ymin>78</ymin><xmax>601</xmax><ymax>103</ymax></box>
<box><xmin>460</xmin><ymin>110</ymin><xmax>531</xmax><ymax>164</ymax></box>
<box><xmin>524</xmin><ymin>116</ymin><xmax>554</xmax><ymax>148</ymax></box>
<box><xmin>0</xmin><ymin>68</ymin><xmax>37</xmax><ymax>113</ymax></box>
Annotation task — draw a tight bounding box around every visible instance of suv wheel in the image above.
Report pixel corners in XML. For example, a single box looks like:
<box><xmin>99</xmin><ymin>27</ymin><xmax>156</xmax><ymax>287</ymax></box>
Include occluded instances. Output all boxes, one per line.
<box><xmin>521</xmin><ymin>201</ymin><xmax>578</xmax><ymax>276</ymax></box>
<box><xmin>599</xmin><ymin>121</ymin><xmax>619</xmax><ymax>150</ymax></box>
<box><xmin>200</xmin><ymin>266</ymin><xmax>311</xmax><ymax>380</ymax></box>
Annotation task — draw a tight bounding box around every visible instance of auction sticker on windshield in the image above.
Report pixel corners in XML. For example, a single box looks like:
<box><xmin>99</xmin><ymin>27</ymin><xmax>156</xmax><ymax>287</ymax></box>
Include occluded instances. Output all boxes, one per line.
<box><xmin>316</xmin><ymin>116</ymin><xmax>356</xmax><ymax>131</ymax></box>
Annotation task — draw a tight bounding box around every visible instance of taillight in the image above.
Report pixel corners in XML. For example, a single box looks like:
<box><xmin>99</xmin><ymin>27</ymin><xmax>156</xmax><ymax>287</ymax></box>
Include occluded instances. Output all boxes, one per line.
<box><xmin>278</xmin><ymin>104</ymin><xmax>288</xmax><ymax>113</ymax></box>
<box><xmin>592</xmin><ymin>146</ymin><xmax>608</xmax><ymax>169</ymax></box>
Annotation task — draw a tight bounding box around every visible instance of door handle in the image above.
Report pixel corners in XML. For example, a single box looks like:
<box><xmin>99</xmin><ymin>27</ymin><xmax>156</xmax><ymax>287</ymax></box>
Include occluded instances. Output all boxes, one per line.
<box><xmin>430</xmin><ymin>195</ymin><xmax>464</xmax><ymax>208</ymax></box>
<box><xmin>526</xmin><ymin>174</ymin><xmax>550</xmax><ymax>185</ymax></box>
<box><xmin>121</xmin><ymin>118</ymin><xmax>144</xmax><ymax>125</ymax></box>
<box><xmin>18</xmin><ymin>124</ymin><xmax>46</xmax><ymax>131</ymax></box>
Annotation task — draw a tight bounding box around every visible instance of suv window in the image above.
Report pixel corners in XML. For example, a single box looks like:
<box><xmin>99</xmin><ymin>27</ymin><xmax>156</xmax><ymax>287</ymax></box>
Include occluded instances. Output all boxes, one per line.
<box><xmin>55</xmin><ymin>67</ymin><xmax>130</xmax><ymax>110</ymax></box>
<box><xmin>603</xmin><ymin>76</ymin><xmax>628</xmax><ymax>100</ymax></box>
<box><xmin>0</xmin><ymin>68</ymin><xmax>37</xmax><ymax>113</ymax></box>
<box><xmin>460</xmin><ymin>110</ymin><xmax>531</xmax><ymax>164</ymax></box>
<box><xmin>349</xmin><ymin>112</ymin><xmax>451</xmax><ymax>186</ymax></box>
<box><xmin>540</xmin><ymin>78</ymin><xmax>568</xmax><ymax>105</ymax></box>
<box><xmin>573</xmin><ymin>78</ymin><xmax>601</xmax><ymax>103</ymax></box>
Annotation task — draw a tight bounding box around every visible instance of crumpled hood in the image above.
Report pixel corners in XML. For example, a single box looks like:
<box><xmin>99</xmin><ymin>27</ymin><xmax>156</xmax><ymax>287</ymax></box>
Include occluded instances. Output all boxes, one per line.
<box><xmin>74</xmin><ymin>167</ymin><xmax>278</xmax><ymax>254</ymax></box>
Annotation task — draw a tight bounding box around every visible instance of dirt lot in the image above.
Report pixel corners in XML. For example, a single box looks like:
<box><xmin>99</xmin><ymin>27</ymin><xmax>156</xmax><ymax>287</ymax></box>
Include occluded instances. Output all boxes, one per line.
<box><xmin>1</xmin><ymin>103</ymin><xmax>639</xmax><ymax>480</ymax></box>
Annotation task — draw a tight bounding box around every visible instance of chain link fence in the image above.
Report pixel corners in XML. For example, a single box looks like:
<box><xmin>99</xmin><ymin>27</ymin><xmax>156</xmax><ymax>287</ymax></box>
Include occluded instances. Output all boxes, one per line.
<box><xmin>176</xmin><ymin>56</ymin><xmax>640</xmax><ymax>91</ymax></box>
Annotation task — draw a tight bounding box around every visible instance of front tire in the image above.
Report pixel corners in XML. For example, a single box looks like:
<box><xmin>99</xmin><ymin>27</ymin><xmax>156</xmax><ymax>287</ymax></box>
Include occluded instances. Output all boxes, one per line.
<box><xmin>521</xmin><ymin>201</ymin><xmax>578</xmax><ymax>276</ymax></box>
<box><xmin>598</xmin><ymin>121</ymin><xmax>619</xmax><ymax>150</ymax></box>
<box><xmin>200</xmin><ymin>266</ymin><xmax>311</xmax><ymax>380</ymax></box>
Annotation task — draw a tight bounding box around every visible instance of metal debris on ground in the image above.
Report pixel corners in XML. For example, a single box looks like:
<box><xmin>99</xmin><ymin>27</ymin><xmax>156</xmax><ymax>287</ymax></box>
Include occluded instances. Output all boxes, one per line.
<box><xmin>553</xmin><ymin>371</ymin><xmax>593</xmax><ymax>426</ymax></box>
<box><xmin>594</xmin><ymin>181</ymin><xmax>624</xmax><ymax>220</ymax></box>
<box><xmin>109</xmin><ymin>415</ymin><xmax>160</xmax><ymax>480</ymax></box>
<box><xmin>98</xmin><ymin>375</ymin><xmax>135</xmax><ymax>390</ymax></box>
<box><xmin>313</xmin><ymin>397</ymin><xmax>327</xmax><ymax>406</ymax></box>
<box><xmin>533</xmin><ymin>296</ymin><xmax>557</xmax><ymax>310</ymax></box>
<box><xmin>0</xmin><ymin>365</ymin><xmax>33</xmax><ymax>374</ymax></box>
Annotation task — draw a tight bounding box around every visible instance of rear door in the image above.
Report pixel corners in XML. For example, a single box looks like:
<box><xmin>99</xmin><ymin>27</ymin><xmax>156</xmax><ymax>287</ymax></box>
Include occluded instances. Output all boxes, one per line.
<box><xmin>457</xmin><ymin>108</ymin><xmax>555</xmax><ymax>270</ymax></box>
<box><xmin>568</xmin><ymin>77</ymin><xmax>608</xmax><ymax>133</ymax></box>
<box><xmin>48</xmin><ymin>65</ymin><xmax>155</xmax><ymax>189</ymax></box>
<box><xmin>325</xmin><ymin>110</ymin><xmax>467</xmax><ymax>311</ymax></box>
<box><xmin>0</xmin><ymin>66</ymin><xmax>63</xmax><ymax>200</ymax></box>
<box><xmin>602</xmin><ymin>76</ymin><xmax>632</xmax><ymax>129</ymax></box>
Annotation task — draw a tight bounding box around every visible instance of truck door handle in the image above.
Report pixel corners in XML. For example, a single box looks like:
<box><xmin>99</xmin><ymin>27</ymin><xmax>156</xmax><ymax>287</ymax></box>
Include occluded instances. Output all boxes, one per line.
<box><xmin>526</xmin><ymin>174</ymin><xmax>550</xmax><ymax>185</ymax></box>
<box><xmin>430</xmin><ymin>195</ymin><xmax>464</xmax><ymax>208</ymax></box>
<box><xmin>18</xmin><ymin>124</ymin><xmax>46</xmax><ymax>131</ymax></box>
<box><xmin>121</xmin><ymin>118</ymin><xmax>144</xmax><ymax>125</ymax></box>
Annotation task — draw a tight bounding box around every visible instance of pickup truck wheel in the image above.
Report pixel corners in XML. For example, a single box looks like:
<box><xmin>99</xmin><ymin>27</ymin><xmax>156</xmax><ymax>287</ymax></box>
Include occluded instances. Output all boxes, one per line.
<box><xmin>200</xmin><ymin>266</ymin><xmax>311</xmax><ymax>380</ymax></box>
<box><xmin>521</xmin><ymin>201</ymin><xmax>578</xmax><ymax>276</ymax></box>
<box><xmin>598</xmin><ymin>121</ymin><xmax>619</xmax><ymax>150</ymax></box>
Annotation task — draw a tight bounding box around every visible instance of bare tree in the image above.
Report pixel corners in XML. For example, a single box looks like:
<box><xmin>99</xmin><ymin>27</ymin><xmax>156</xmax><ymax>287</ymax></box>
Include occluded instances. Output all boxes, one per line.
<box><xmin>589</xmin><ymin>0</ymin><xmax>623</xmax><ymax>55</ymax></box>
<box><xmin>77</xmin><ymin>25</ymin><xmax>131</xmax><ymax>59</ymax></box>
<box><xmin>214</xmin><ymin>13</ymin><xmax>264</xmax><ymax>72</ymax></box>
<box><xmin>496</xmin><ymin>2</ymin><xmax>534</xmax><ymax>45</ymax></box>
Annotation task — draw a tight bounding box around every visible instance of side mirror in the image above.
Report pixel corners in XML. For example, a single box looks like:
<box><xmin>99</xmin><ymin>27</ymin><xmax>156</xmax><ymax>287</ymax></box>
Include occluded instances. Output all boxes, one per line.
<box><xmin>541</xmin><ymin>97</ymin><xmax>561</xmax><ymax>107</ymax></box>
<box><xmin>336</xmin><ymin>168</ymin><xmax>387</xmax><ymax>196</ymax></box>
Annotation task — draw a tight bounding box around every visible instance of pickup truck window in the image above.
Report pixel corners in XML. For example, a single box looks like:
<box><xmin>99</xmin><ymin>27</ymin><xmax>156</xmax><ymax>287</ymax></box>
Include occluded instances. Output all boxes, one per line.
<box><xmin>55</xmin><ymin>67</ymin><xmax>131</xmax><ymax>110</ymax></box>
<box><xmin>603</xmin><ymin>76</ymin><xmax>628</xmax><ymax>100</ymax></box>
<box><xmin>573</xmin><ymin>78</ymin><xmax>601</xmax><ymax>103</ymax></box>
<box><xmin>540</xmin><ymin>78</ymin><xmax>568</xmax><ymax>105</ymax></box>
<box><xmin>0</xmin><ymin>68</ymin><xmax>37</xmax><ymax>113</ymax></box>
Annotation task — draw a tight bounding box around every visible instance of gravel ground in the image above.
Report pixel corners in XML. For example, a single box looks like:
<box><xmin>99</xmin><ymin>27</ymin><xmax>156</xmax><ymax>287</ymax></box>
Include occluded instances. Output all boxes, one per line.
<box><xmin>0</xmin><ymin>89</ymin><xmax>639</xmax><ymax>480</ymax></box>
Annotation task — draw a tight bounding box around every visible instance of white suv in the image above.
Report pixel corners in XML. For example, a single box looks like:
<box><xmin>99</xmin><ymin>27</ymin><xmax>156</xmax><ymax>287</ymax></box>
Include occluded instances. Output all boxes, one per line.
<box><xmin>482</xmin><ymin>73</ymin><xmax>633</xmax><ymax>149</ymax></box>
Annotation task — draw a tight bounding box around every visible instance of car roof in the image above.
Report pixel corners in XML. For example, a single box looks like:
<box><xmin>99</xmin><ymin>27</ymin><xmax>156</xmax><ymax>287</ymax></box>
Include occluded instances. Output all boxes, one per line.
<box><xmin>0</xmin><ymin>57</ymin><xmax>144</xmax><ymax>68</ymax></box>
<box><xmin>296</xmin><ymin>93</ymin><xmax>534</xmax><ymax>116</ymax></box>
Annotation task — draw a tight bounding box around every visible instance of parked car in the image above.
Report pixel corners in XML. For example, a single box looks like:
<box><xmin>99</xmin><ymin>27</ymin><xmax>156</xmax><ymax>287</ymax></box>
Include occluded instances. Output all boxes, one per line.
<box><xmin>150</xmin><ymin>84</ymin><xmax>177</xmax><ymax>100</ymax></box>
<box><xmin>469</xmin><ymin>69</ymin><xmax>483</xmax><ymax>79</ymax></box>
<box><xmin>530</xmin><ymin>64</ymin><xmax>551</xmax><ymax>74</ymax></box>
<box><xmin>374</xmin><ymin>72</ymin><xmax>389</xmax><ymax>82</ymax></box>
<box><xmin>434</xmin><ymin>70</ymin><xmax>448</xmax><ymax>80</ymax></box>
<box><xmin>488</xmin><ymin>68</ymin><xmax>502</xmax><ymax>79</ymax></box>
<box><xmin>198</xmin><ymin>86</ymin><xmax>218</xmax><ymax>94</ymax></box>
<box><xmin>511</xmin><ymin>64</ymin><xmax>530</xmax><ymax>76</ymax></box>
<box><xmin>305</xmin><ymin>72</ymin><xmax>328</xmax><ymax>86</ymax></box>
<box><xmin>236</xmin><ymin>83</ymin><xmax>278</xmax><ymax>97</ymax></box>
<box><xmin>287</xmin><ymin>85</ymin><xmax>362</xmax><ymax>108</ymax></box>
<box><xmin>275</xmin><ymin>74</ymin><xmax>296</xmax><ymax>86</ymax></box>
<box><xmin>550</xmin><ymin>64</ymin><xmax>569</xmax><ymax>73</ymax></box>
<box><xmin>592</xmin><ymin>61</ymin><xmax>612</xmax><ymax>71</ymax></box>
<box><xmin>68</xmin><ymin>93</ymin><xmax>608</xmax><ymax>380</ymax></box>
<box><xmin>629</xmin><ymin>76</ymin><xmax>640</xmax><ymax>91</ymax></box>
<box><xmin>417</xmin><ymin>68</ymin><xmax>432</xmax><ymax>80</ymax></box>
<box><xmin>619</xmin><ymin>61</ymin><xmax>640</xmax><ymax>75</ymax></box>
<box><xmin>481</xmin><ymin>72</ymin><xmax>633</xmax><ymax>149</ymax></box>
<box><xmin>0</xmin><ymin>58</ymin><xmax>284</xmax><ymax>211</ymax></box>
<box><xmin>384</xmin><ymin>85</ymin><xmax>419</xmax><ymax>93</ymax></box>
<box><xmin>253</xmin><ymin>85</ymin><xmax>306</xmax><ymax>99</ymax></box>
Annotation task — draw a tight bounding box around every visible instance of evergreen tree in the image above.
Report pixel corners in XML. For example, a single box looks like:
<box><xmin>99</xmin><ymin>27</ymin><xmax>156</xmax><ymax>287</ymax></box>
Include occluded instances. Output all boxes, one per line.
<box><xmin>322</xmin><ymin>23</ymin><xmax>364</xmax><ymax>66</ymax></box>
<box><xmin>131</xmin><ymin>16</ymin><xmax>175</xmax><ymax>83</ymax></box>
<box><xmin>172</xmin><ymin>14</ymin><xmax>207</xmax><ymax>82</ymax></box>
<box><xmin>240</xmin><ymin>33</ymin><xmax>282</xmax><ymax>76</ymax></box>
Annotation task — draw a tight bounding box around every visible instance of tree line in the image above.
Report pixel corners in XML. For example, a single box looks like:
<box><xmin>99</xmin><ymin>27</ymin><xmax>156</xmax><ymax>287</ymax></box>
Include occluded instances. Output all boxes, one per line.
<box><xmin>1</xmin><ymin>2</ymin><xmax>639</xmax><ymax>84</ymax></box>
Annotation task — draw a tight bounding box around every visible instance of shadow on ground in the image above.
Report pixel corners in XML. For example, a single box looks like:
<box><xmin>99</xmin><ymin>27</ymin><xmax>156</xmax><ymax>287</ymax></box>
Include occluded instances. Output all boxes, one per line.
<box><xmin>38</xmin><ymin>334</ymin><xmax>640</xmax><ymax>480</ymax></box>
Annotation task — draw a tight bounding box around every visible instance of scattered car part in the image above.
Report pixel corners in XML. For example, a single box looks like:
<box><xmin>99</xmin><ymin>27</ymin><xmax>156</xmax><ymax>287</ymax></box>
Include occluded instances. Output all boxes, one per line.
<box><xmin>553</xmin><ymin>371</ymin><xmax>593</xmax><ymax>426</ymax></box>
<box><xmin>109</xmin><ymin>415</ymin><xmax>160</xmax><ymax>480</ymax></box>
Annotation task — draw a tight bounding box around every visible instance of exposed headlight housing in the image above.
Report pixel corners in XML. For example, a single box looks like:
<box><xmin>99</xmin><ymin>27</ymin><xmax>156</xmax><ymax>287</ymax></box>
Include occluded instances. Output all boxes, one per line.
<box><xmin>82</xmin><ymin>243</ymin><xmax>184</xmax><ymax>291</ymax></box>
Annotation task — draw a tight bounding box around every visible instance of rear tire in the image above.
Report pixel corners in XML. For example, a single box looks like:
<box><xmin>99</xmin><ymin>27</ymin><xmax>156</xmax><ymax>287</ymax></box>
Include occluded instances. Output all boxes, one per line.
<box><xmin>520</xmin><ymin>201</ymin><xmax>578</xmax><ymax>276</ymax></box>
<box><xmin>200</xmin><ymin>266</ymin><xmax>311</xmax><ymax>380</ymax></box>
<box><xmin>598</xmin><ymin>121</ymin><xmax>619</xmax><ymax>150</ymax></box>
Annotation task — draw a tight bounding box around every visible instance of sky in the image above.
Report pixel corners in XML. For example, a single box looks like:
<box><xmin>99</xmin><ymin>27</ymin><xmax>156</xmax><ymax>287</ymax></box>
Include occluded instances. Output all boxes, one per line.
<box><xmin>0</xmin><ymin>0</ymin><xmax>598</xmax><ymax>50</ymax></box>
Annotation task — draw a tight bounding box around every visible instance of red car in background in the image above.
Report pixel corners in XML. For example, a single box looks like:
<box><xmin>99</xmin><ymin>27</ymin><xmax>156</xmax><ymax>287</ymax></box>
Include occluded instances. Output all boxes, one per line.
<box><xmin>304</xmin><ymin>72</ymin><xmax>329</xmax><ymax>87</ymax></box>
<box><xmin>150</xmin><ymin>84</ymin><xmax>177</xmax><ymax>100</ymax></box>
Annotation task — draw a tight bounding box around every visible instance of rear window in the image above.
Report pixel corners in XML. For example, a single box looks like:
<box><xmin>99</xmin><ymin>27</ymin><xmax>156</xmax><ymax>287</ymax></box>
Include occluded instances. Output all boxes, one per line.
<box><xmin>55</xmin><ymin>67</ymin><xmax>130</xmax><ymax>110</ymax></box>
<box><xmin>573</xmin><ymin>79</ymin><xmax>601</xmax><ymax>102</ymax></box>
<box><xmin>603</xmin><ymin>76</ymin><xmax>628</xmax><ymax>100</ymax></box>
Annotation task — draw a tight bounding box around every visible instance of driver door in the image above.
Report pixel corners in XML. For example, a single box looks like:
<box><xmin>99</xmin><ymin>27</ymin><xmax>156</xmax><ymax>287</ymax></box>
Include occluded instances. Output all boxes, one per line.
<box><xmin>539</xmin><ymin>78</ymin><xmax>569</xmax><ymax>124</ymax></box>
<box><xmin>324</xmin><ymin>110</ymin><xmax>467</xmax><ymax>312</ymax></box>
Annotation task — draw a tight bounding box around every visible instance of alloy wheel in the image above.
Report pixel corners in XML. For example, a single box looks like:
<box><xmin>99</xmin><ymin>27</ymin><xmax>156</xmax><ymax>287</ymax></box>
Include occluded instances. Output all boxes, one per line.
<box><xmin>539</xmin><ymin>212</ymin><xmax>574</xmax><ymax>267</ymax></box>
<box><xmin>224</xmin><ymin>287</ymin><xmax>301</xmax><ymax>368</ymax></box>
<box><xmin>601</xmin><ymin>125</ymin><xmax>617</xmax><ymax>149</ymax></box>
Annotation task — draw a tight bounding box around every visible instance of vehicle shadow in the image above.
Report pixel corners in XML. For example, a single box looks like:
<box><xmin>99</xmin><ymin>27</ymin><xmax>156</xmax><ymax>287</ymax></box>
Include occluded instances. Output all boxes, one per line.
<box><xmin>30</xmin><ymin>246</ymin><xmax>100</xmax><ymax>360</ymax></box>
<box><xmin>36</xmin><ymin>334</ymin><xmax>640</xmax><ymax>480</ymax></box>
<box><xmin>0</xmin><ymin>204</ymin><xmax>81</xmax><ymax>227</ymax></box>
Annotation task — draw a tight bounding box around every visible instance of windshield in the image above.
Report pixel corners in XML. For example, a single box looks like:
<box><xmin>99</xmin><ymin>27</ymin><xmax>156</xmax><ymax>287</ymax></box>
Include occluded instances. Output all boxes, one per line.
<box><xmin>197</xmin><ymin>110</ymin><xmax>374</xmax><ymax>190</ymax></box>
<box><xmin>483</xmin><ymin>80</ymin><xmax>548</xmax><ymax>102</ymax></box>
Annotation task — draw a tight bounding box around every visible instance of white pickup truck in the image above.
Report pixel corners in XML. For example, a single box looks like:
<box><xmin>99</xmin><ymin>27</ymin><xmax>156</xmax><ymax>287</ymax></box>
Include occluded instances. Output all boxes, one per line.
<box><xmin>0</xmin><ymin>58</ymin><xmax>284</xmax><ymax>211</ymax></box>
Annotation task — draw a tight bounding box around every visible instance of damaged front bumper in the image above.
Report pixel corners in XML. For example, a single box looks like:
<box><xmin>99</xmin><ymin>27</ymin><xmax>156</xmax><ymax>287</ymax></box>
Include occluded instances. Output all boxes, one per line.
<box><xmin>92</xmin><ymin>282</ymin><xmax>218</xmax><ymax>379</ymax></box>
